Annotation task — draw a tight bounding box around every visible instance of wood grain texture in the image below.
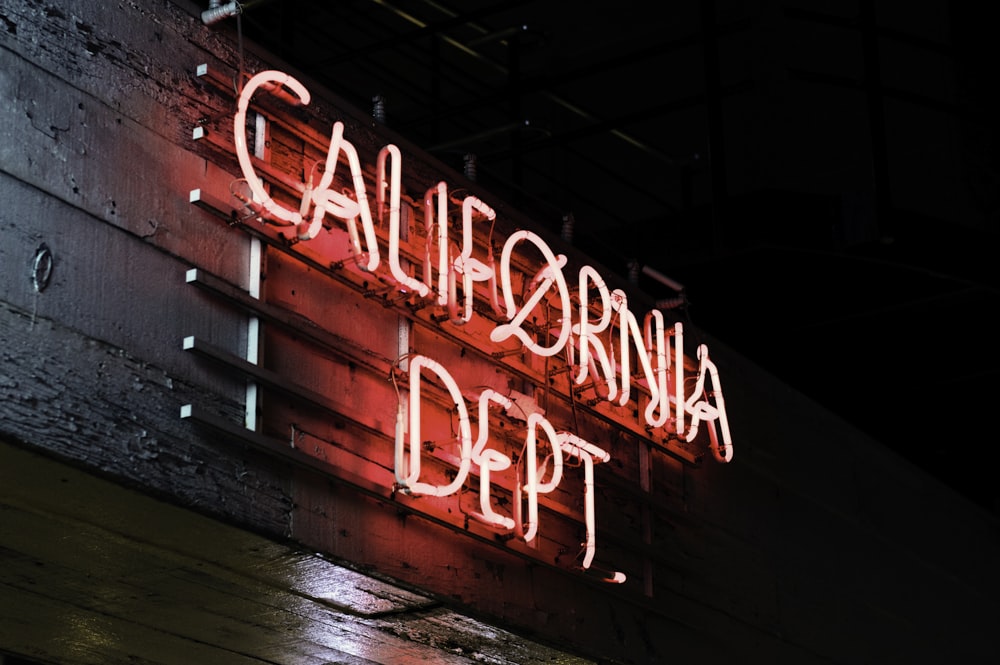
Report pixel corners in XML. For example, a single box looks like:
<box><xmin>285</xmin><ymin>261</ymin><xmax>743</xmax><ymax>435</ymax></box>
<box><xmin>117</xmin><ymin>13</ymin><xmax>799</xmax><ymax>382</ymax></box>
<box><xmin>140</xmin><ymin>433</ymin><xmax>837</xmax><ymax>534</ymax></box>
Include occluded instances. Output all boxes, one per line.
<box><xmin>1</xmin><ymin>1</ymin><xmax>999</xmax><ymax>664</ymax></box>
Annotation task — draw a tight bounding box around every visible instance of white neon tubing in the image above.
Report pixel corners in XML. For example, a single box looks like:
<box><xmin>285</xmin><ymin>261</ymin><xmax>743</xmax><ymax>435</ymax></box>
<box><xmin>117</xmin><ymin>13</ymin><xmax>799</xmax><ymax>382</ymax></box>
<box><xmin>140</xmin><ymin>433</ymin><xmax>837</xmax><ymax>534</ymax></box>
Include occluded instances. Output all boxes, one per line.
<box><xmin>461</xmin><ymin>269</ymin><xmax>475</xmax><ymax>324</ymax></box>
<box><xmin>444</xmin><ymin>195</ymin><xmax>499</xmax><ymax>324</ymax></box>
<box><xmin>472</xmin><ymin>388</ymin><xmax>514</xmax><ymax>460</ymax></box>
<box><xmin>573</xmin><ymin>265</ymin><xmax>617</xmax><ymax>401</ymax></box>
<box><xmin>486</xmin><ymin>251</ymin><xmax>503</xmax><ymax>317</ymax></box>
<box><xmin>234</xmin><ymin>71</ymin><xmax>311</xmax><ymax>228</ymax></box>
<box><xmin>477</xmin><ymin>449</ymin><xmax>515</xmax><ymax>529</ymax></box>
<box><xmin>680</xmin><ymin>341</ymin><xmax>716</xmax><ymax>442</ymax></box>
<box><xmin>422</xmin><ymin>184</ymin><xmax>436</xmax><ymax>296</ymax></box>
<box><xmin>610</xmin><ymin>289</ymin><xmax>661</xmax><ymax>415</ymax></box>
<box><xmin>307</xmin><ymin>122</ymin><xmax>358</xmax><ymax>240</ymax></box>
<box><xmin>460</xmin><ymin>196</ymin><xmax>495</xmax><ymax>260</ymax></box>
<box><xmin>515</xmin><ymin>414</ymin><xmax>540</xmax><ymax>542</ymax></box>
<box><xmin>379</xmin><ymin>145</ymin><xmax>430</xmax><ymax>297</ymax></box>
<box><xmin>700</xmin><ymin>345</ymin><xmax>733</xmax><ymax>462</ymax></box>
<box><xmin>559</xmin><ymin>435</ymin><xmax>609</xmax><ymax>570</ymax></box>
<box><xmin>422</xmin><ymin>183</ymin><xmax>449</xmax><ymax>305</ymax></box>
<box><xmin>375</xmin><ymin>146</ymin><xmax>391</xmax><ymax>227</ymax></box>
<box><xmin>533</xmin><ymin>413</ymin><xmax>564</xmax><ymax>494</ymax></box>
<box><xmin>344</xmin><ymin>131</ymin><xmax>381</xmax><ymax>271</ymax></box>
<box><xmin>396</xmin><ymin>355</ymin><xmax>473</xmax><ymax>496</ymax></box>
<box><xmin>435</xmin><ymin>185</ymin><xmax>451</xmax><ymax>306</ymax></box>
<box><xmin>298</xmin><ymin>171</ymin><xmax>314</xmax><ymax>220</ymax></box>
<box><xmin>642</xmin><ymin>310</ymin><xmax>670</xmax><ymax>428</ymax></box>
<box><xmin>470</xmin><ymin>388</ymin><xmax>513</xmax><ymax>461</ymax></box>
<box><xmin>448</xmin><ymin>254</ymin><xmax>498</xmax><ymax>325</ymax></box>
<box><xmin>683</xmin><ymin>345</ymin><xmax>733</xmax><ymax>461</ymax></box>
<box><xmin>706</xmin><ymin>395</ymin><xmax>734</xmax><ymax>463</ymax></box>
<box><xmin>459</xmin><ymin>253</ymin><xmax>500</xmax><ymax>323</ymax></box>
<box><xmin>491</xmin><ymin>231</ymin><xmax>572</xmax><ymax>357</ymax></box>
<box><xmin>674</xmin><ymin>321</ymin><xmax>686</xmax><ymax>437</ymax></box>
<box><xmin>515</xmin><ymin>413</ymin><xmax>565</xmax><ymax>543</ymax></box>
<box><xmin>446</xmin><ymin>259</ymin><xmax>463</xmax><ymax>324</ymax></box>
<box><xmin>437</xmin><ymin>191</ymin><xmax>450</xmax><ymax>306</ymax></box>
<box><xmin>469</xmin><ymin>389</ymin><xmax>516</xmax><ymax>529</ymax></box>
<box><xmin>446</xmin><ymin>254</ymin><xmax>481</xmax><ymax>325</ymax></box>
<box><xmin>308</xmin><ymin>122</ymin><xmax>380</xmax><ymax>269</ymax></box>
<box><xmin>682</xmin><ymin>381</ymin><xmax>709</xmax><ymax>441</ymax></box>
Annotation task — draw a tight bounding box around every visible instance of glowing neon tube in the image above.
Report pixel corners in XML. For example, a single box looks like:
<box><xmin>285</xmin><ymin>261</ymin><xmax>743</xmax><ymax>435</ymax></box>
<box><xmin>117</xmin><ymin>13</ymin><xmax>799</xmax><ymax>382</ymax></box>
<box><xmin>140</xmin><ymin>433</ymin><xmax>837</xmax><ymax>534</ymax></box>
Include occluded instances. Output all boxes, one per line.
<box><xmin>422</xmin><ymin>182</ymin><xmax>449</xmax><ymax>305</ymax></box>
<box><xmin>234</xmin><ymin>71</ymin><xmax>311</xmax><ymax>228</ymax></box>
<box><xmin>378</xmin><ymin>144</ymin><xmax>430</xmax><ymax>296</ymax></box>
<box><xmin>470</xmin><ymin>389</ymin><xmax>515</xmax><ymax>529</ymax></box>
<box><xmin>574</xmin><ymin>265</ymin><xmax>618</xmax><ymax>401</ymax></box>
<box><xmin>559</xmin><ymin>435</ymin><xmax>609</xmax><ymax>570</ymax></box>
<box><xmin>642</xmin><ymin>310</ymin><xmax>670</xmax><ymax>428</ymax></box>
<box><xmin>682</xmin><ymin>345</ymin><xmax>733</xmax><ymax>461</ymax></box>
<box><xmin>309</xmin><ymin>121</ymin><xmax>380</xmax><ymax>269</ymax></box>
<box><xmin>609</xmin><ymin>289</ymin><xmax>661</xmax><ymax>416</ymax></box>
<box><xmin>445</xmin><ymin>196</ymin><xmax>500</xmax><ymax>324</ymax></box>
<box><xmin>491</xmin><ymin>231</ymin><xmax>572</xmax><ymax>357</ymax></box>
<box><xmin>394</xmin><ymin>355</ymin><xmax>473</xmax><ymax>496</ymax></box>
<box><xmin>514</xmin><ymin>413</ymin><xmax>565</xmax><ymax>542</ymax></box>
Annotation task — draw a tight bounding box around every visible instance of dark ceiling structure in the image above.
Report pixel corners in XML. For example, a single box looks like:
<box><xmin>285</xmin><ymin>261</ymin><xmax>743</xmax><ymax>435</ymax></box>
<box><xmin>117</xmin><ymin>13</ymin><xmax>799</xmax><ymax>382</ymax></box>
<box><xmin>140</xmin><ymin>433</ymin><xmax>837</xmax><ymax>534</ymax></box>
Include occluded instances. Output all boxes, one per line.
<box><xmin>225</xmin><ymin>0</ymin><xmax>1000</xmax><ymax>514</ymax></box>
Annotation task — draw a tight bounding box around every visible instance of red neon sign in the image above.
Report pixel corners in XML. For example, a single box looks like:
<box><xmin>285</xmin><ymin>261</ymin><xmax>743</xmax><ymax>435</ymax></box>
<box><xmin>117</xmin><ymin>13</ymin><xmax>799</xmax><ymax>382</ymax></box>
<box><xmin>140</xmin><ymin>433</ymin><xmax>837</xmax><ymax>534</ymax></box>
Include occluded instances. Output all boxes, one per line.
<box><xmin>231</xmin><ymin>70</ymin><xmax>734</xmax><ymax>577</ymax></box>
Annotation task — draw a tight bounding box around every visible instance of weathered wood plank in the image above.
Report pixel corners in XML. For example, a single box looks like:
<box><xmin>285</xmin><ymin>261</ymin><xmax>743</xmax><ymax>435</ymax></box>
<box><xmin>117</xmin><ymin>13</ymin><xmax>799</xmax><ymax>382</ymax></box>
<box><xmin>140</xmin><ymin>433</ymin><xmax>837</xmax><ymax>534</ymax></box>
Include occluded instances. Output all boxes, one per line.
<box><xmin>0</xmin><ymin>299</ymin><xmax>293</xmax><ymax>538</ymax></box>
<box><xmin>2</xmin><ymin>440</ymin><xmax>600</xmax><ymax>665</ymax></box>
<box><xmin>2</xmin><ymin>1</ymin><xmax>999</xmax><ymax>664</ymax></box>
<box><xmin>0</xmin><ymin>45</ymin><xmax>247</xmax><ymax>286</ymax></box>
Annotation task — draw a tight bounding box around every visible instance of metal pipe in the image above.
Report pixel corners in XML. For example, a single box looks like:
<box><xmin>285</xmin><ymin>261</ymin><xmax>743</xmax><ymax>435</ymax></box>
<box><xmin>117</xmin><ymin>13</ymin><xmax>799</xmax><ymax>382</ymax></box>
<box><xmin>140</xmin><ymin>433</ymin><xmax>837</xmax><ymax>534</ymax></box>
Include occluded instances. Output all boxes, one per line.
<box><xmin>202</xmin><ymin>1</ymin><xmax>241</xmax><ymax>26</ymax></box>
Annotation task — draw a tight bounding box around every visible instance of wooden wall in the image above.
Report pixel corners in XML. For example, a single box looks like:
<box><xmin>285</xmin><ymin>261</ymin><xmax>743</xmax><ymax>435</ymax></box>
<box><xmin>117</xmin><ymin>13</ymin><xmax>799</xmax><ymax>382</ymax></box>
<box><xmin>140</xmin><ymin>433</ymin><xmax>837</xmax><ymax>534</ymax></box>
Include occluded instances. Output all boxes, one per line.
<box><xmin>1</xmin><ymin>1</ymin><xmax>997</xmax><ymax>663</ymax></box>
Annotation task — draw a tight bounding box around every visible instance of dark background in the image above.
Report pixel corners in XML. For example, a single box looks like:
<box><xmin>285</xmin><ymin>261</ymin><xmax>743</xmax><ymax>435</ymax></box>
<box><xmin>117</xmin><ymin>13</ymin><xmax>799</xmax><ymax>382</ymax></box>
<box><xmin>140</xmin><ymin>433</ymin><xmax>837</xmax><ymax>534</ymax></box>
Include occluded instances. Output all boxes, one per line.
<box><xmin>232</xmin><ymin>0</ymin><xmax>999</xmax><ymax>514</ymax></box>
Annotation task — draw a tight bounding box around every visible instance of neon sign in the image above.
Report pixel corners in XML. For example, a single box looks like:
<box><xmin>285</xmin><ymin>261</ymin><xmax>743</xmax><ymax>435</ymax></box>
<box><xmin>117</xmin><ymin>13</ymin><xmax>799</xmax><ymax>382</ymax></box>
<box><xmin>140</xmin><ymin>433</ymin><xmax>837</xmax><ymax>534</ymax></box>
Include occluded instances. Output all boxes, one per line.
<box><xmin>231</xmin><ymin>70</ymin><xmax>733</xmax><ymax>577</ymax></box>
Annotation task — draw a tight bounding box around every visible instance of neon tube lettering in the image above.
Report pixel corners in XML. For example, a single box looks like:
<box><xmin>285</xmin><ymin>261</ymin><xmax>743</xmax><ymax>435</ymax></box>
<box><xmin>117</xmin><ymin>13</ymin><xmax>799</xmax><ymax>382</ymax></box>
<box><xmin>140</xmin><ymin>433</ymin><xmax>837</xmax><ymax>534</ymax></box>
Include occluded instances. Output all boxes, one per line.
<box><xmin>558</xmin><ymin>435</ymin><xmax>610</xmax><ymax>570</ymax></box>
<box><xmin>674</xmin><ymin>322</ymin><xmax>687</xmax><ymax>437</ymax></box>
<box><xmin>234</xmin><ymin>71</ymin><xmax>311</xmax><ymax>228</ymax></box>
<box><xmin>378</xmin><ymin>144</ymin><xmax>430</xmax><ymax>296</ymax></box>
<box><xmin>683</xmin><ymin>344</ymin><xmax>733</xmax><ymax>461</ymax></box>
<box><xmin>394</xmin><ymin>355</ymin><xmax>472</xmax><ymax>496</ymax></box>
<box><xmin>233</xmin><ymin>81</ymin><xmax>733</xmax><ymax>458</ymax></box>
<box><xmin>642</xmin><ymin>310</ymin><xmax>671</xmax><ymax>428</ymax></box>
<box><xmin>310</xmin><ymin>121</ymin><xmax>380</xmax><ymax>268</ymax></box>
<box><xmin>449</xmin><ymin>196</ymin><xmax>498</xmax><ymax>324</ymax></box>
<box><xmin>419</xmin><ymin>182</ymin><xmax>449</xmax><ymax>305</ymax></box>
<box><xmin>234</xmin><ymin>72</ymin><xmax>381</xmax><ymax>265</ymax></box>
<box><xmin>491</xmin><ymin>231</ymin><xmax>572</xmax><ymax>357</ymax></box>
<box><xmin>609</xmin><ymin>289</ymin><xmax>660</xmax><ymax>412</ymax></box>
<box><xmin>469</xmin><ymin>389</ymin><xmax>516</xmax><ymax>530</ymax></box>
<box><xmin>574</xmin><ymin>265</ymin><xmax>618</xmax><ymax>402</ymax></box>
<box><xmin>235</xmin><ymin>78</ymin><xmax>734</xmax><ymax>457</ymax></box>
<box><xmin>226</xmin><ymin>70</ymin><xmax>737</xmax><ymax>581</ymax></box>
<box><xmin>513</xmin><ymin>412</ymin><xmax>565</xmax><ymax>542</ymax></box>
